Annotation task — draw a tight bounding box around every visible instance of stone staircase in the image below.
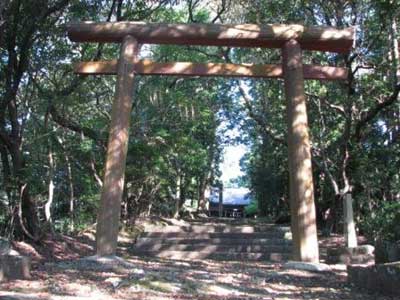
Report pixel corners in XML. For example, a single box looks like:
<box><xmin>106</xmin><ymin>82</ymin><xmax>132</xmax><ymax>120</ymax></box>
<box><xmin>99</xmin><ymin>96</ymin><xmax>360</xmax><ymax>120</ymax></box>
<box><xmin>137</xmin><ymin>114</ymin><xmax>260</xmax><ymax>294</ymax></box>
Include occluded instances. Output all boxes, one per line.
<box><xmin>131</xmin><ymin>219</ymin><xmax>293</xmax><ymax>261</ymax></box>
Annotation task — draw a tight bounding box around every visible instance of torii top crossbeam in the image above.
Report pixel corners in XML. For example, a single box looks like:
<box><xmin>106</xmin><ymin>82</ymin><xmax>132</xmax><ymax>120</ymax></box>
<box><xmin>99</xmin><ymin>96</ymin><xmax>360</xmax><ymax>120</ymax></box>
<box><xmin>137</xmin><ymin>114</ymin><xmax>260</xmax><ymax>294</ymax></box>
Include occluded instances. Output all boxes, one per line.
<box><xmin>67</xmin><ymin>22</ymin><xmax>354</xmax><ymax>53</ymax></box>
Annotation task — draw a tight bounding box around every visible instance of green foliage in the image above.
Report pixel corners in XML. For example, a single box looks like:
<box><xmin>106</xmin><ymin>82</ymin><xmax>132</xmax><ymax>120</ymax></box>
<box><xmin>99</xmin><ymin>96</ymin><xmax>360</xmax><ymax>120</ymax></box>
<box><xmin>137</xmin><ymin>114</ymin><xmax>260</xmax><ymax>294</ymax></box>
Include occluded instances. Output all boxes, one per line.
<box><xmin>0</xmin><ymin>0</ymin><xmax>399</xmax><ymax>241</ymax></box>
<box><xmin>361</xmin><ymin>201</ymin><xmax>400</xmax><ymax>243</ymax></box>
<box><xmin>244</xmin><ymin>199</ymin><xmax>258</xmax><ymax>217</ymax></box>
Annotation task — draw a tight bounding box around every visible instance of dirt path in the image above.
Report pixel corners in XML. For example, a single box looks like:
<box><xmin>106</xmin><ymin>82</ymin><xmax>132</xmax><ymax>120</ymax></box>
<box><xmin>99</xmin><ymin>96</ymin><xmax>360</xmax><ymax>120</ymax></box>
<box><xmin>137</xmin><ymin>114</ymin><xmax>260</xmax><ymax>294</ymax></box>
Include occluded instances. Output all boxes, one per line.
<box><xmin>0</xmin><ymin>243</ymin><xmax>395</xmax><ymax>299</ymax></box>
<box><xmin>0</xmin><ymin>226</ymin><xmax>394</xmax><ymax>300</ymax></box>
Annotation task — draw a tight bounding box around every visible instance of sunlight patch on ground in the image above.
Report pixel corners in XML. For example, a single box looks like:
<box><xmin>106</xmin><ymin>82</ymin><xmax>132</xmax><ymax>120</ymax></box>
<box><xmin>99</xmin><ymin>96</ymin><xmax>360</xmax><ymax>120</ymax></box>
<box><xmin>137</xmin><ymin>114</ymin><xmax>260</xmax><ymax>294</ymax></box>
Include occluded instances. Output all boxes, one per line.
<box><xmin>1</xmin><ymin>223</ymin><xmax>394</xmax><ymax>300</ymax></box>
<box><xmin>205</xmin><ymin>283</ymin><xmax>241</xmax><ymax>296</ymax></box>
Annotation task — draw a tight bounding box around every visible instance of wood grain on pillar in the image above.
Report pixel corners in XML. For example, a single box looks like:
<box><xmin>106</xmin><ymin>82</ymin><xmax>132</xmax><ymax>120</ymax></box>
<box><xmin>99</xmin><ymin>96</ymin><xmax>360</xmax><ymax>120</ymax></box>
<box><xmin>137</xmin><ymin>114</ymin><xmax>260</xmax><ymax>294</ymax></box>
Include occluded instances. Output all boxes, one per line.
<box><xmin>96</xmin><ymin>35</ymin><xmax>138</xmax><ymax>256</ymax></box>
<box><xmin>282</xmin><ymin>39</ymin><xmax>319</xmax><ymax>263</ymax></box>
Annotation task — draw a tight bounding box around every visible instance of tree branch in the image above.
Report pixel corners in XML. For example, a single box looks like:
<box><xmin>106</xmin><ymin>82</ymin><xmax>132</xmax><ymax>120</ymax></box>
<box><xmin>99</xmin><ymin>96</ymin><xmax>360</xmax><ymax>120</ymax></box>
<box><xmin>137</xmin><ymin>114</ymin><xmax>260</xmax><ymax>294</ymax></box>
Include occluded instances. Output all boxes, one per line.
<box><xmin>211</xmin><ymin>0</ymin><xmax>228</xmax><ymax>23</ymax></box>
<box><xmin>48</xmin><ymin>103</ymin><xmax>103</xmax><ymax>145</ymax></box>
<box><xmin>307</xmin><ymin>92</ymin><xmax>346</xmax><ymax>116</ymax></box>
<box><xmin>237</xmin><ymin>81</ymin><xmax>285</xmax><ymax>144</ymax></box>
<box><xmin>187</xmin><ymin>0</ymin><xmax>200</xmax><ymax>23</ymax></box>
<box><xmin>354</xmin><ymin>83</ymin><xmax>400</xmax><ymax>141</ymax></box>
<box><xmin>0</xmin><ymin>128</ymin><xmax>12</xmax><ymax>150</ymax></box>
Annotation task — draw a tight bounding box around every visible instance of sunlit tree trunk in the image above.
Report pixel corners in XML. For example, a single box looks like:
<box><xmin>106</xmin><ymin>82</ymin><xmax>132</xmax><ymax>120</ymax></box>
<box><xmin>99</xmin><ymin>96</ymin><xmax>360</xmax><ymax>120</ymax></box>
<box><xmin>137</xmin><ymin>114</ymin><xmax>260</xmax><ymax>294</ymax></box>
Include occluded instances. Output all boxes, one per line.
<box><xmin>0</xmin><ymin>144</ymin><xmax>11</xmax><ymax>201</ymax></box>
<box><xmin>389</xmin><ymin>16</ymin><xmax>399</xmax><ymax>88</ymax></box>
<box><xmin>197</xmin><ymin>176</ymin><xmax>207</xmax><ymax>211</ymax></box>
<box><xmin>44</xmin><ymin>142</ymin><xmax>55</xmax><ymax>227</ymax></box>
<box><xmin>174</xmin><ymin>174</ymin><xmax>182</xmax><ymax>218</ymax></box>
<box><xmin>66</xmin><ymin>152</ymin><xmax>74</xmax><ymax>232</ymax></box>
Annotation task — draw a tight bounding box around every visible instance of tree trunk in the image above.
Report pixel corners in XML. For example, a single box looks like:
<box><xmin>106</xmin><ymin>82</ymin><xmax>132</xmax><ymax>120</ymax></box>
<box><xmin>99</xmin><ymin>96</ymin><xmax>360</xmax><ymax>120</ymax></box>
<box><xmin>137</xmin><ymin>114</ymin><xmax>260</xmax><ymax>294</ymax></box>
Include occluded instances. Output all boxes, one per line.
<box><xmin>0</xmin><ymin>144</ymin><xmax>11</xmax><ymax>200</ymax></box>
<box><xmin>55</xmin><ymin>134</ymin><xmax>75</xmax><ymax>232</ymax></box>
<box><xmin>9</xmin><ymin>140</ymin><xmax>41</xmax><ymax>240</ymax></box>
<box><xmin>218</xmin><ymin>184</ymin><xmax>223</xmax><ymax>218</ymax></box>
<box><xmin>174</xmin><ymin>174</ymin><xmax>182</xmax><ymax>218</ymax></box>
<box><xmin>197</xmin><ymin>177</ymin><xmax>207</xmax><ymax>211</ymax></box>
<box><xmin>44</xmin><ymin>142</ymin><xmax>55</xmax><ymax>227</ymax></box>
<box><xmin>19</xmin><ymin>185</ymin><xmax>40</xmax><ymax>240</ymax></box>
<box><xmin>66</xmin><ymin>152</ymin><xmax>74</xmax><ymax>232</ymax></box>
<box><xmin>390</xmin><ymin>16</ymin><xmax>399</xmax><ymax>88</ymax></box>
<box><xmin>325</xmin><ymin>194</ymin><xmax>341</xmax><ymax>235</ymax></box>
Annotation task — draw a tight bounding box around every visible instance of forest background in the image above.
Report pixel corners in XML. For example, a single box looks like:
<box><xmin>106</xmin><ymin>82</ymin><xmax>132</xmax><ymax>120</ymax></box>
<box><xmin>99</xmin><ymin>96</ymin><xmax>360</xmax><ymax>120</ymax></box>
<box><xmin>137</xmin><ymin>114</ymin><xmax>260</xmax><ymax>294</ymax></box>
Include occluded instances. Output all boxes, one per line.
<box><xmin>0</xmin><ymin>0</ymin><xmax>399</xmax><ymax>244</ymax></box>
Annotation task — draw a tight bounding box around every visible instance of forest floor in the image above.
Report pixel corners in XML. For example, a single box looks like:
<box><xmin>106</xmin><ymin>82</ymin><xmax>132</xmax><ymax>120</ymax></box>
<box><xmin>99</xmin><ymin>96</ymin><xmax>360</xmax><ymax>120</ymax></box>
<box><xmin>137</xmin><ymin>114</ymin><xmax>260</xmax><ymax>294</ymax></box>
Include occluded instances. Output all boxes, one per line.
<box><xmin>0</xmin><ymin>223</ymin><xmax>395</xmax><ymax>300</ymax></box>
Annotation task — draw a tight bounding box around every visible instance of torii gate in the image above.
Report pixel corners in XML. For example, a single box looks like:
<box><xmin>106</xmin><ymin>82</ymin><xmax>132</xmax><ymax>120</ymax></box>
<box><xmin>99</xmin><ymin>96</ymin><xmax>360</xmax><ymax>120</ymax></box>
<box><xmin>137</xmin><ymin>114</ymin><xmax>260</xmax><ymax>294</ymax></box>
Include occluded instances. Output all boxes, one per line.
<box><xmin>67</xmin><ymin>22</ymin><xmax>354</xmax><ymax>263</ymax></box>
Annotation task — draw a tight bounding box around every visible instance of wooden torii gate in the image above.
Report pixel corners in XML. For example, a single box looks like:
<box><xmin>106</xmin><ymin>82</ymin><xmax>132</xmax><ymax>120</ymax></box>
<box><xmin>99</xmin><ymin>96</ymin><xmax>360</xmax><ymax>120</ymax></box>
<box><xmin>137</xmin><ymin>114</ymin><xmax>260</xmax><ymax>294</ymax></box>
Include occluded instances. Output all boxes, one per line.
<box><xmin>67</xmin><ymin>22</ymin><xmax>354</xmax><ymax>263</ymax></box>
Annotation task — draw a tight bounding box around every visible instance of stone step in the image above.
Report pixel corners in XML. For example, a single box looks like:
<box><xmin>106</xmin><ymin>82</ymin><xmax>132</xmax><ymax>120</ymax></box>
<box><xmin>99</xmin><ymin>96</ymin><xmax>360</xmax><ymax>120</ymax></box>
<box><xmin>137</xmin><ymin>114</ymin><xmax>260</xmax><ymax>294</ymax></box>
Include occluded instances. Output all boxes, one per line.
<box><xmin>133</xmin><ymin>243</ymin><xmax>291</xmax><ymax>253</ymax></box>
<box><xmin>136</xmin><ymin>237</ymin><xmax>292</xmax><ymax>245</ymax></box>
<box><xmin>184</xmin><ymin>218</ymin><xmax>270</xmax><ymax>225</ymax></box>
<box><xmin>135</xmin><ymin>222</ymin><xmax>293</xmax><ymax>262</ymax></box>
<box><xmin>145</xmin><ymin>224</ymin><xmax>290</xmax><ymax>233</ymax></box>
<box><xmin>132</xmin><ymin>250</ymin><xmax>291</xmax><ymax>261</ymax></box>
<box><xmin>141</xmin><ymin>231</ymin><xmax>292</xmax><ymax>239</ymax></box>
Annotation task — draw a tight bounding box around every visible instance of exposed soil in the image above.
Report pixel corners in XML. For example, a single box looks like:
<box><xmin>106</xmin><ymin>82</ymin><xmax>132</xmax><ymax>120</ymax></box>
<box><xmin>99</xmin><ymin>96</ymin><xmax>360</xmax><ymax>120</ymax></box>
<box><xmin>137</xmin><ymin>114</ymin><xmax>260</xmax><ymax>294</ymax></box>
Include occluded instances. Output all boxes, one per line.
<box><xmin>0</xmin><ymin>226</ymin><xmax>395</xmax><ymax>300</ymax></box>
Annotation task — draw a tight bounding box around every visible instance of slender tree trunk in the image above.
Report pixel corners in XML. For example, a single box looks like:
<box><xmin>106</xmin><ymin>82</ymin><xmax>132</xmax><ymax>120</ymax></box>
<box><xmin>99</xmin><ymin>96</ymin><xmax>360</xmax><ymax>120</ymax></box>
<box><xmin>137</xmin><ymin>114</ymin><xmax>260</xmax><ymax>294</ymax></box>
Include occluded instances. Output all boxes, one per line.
<box><xmin>90</xmin><ymin>151</ymin><xmax>103</xmax><ymax>187</ymax></box>
<box><xmin>180</xmin><ymin>176</ymin><xmax>188</xmax><ymax>209</ymax></box>
<box><xmin>146</xmin><ymin>202</ymin><xmax>153</xmax><ymax>217</ymax></box>
<box><xmin>0</xmin><ymin>144</ymin><xmax>14</xmax><ymax>237</ymax></box>
<box><xmin>44</xmin><ymin>147</ymin><xmax>55</xmax><ymax>226</ymax></box>
<box><xmin>218</xmin><ymin>183</ymin><xmax>223</xmax><ymax>218</ymax></box>
<box><xmin>0</xmin><ymin>144</ymin><xmax>11</xmax><ymax>200</ymax></box>
<box><xmin>19</xmin><ymin>184</ymin><xmax>40</xmax><ymax>240</ymax></box>
<box><xmin>197</xmin><ymin>176</ymin><xmax>207</xmax><ymax>211</ymax></box>
<box><xmin>55</xmin><ymin>134</ymin><xmax>75</xmax><ymax>231</ymax></box>
<box><xmin>390</xmin><ymin>16</ymin><xmax>399</xmax><ymax>88</ymax></box>
<box><xmin>10</xmin><ymin>143</ymin><xmax>40</xmax><ymax>240</ymax></box>
<box><xmin>65</xmin><ymin>152</ymin><xmax>74</xmax><ymax>232</ymax></box>
<box><xmin>197</xmin><ymin>141</ymin><xmax>215</xmax><ymax>212</ymax></box>
<box><xmin>174</xmin><ymin>174</ymin><xmax>182</xmax><ymax>218</ymax></box>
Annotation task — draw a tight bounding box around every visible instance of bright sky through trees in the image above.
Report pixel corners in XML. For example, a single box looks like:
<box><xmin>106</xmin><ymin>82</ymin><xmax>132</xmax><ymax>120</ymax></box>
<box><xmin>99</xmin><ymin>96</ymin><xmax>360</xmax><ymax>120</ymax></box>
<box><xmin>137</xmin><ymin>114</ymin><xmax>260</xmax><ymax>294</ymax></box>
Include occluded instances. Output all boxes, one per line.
<box><xmin>221</xmin><ymin>143</ymin><xmax>247</xmax><ymax>184</ymax></box>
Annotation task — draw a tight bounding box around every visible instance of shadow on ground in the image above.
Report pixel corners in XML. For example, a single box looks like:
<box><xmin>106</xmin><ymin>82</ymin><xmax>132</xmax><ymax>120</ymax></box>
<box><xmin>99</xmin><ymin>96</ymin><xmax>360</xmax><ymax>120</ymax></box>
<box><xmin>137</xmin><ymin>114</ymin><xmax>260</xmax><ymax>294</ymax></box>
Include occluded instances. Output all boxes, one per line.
<box><xmin>0</xmin><ymin>231</ymin><xmax>396</xmax><ymax>300</ymax></box>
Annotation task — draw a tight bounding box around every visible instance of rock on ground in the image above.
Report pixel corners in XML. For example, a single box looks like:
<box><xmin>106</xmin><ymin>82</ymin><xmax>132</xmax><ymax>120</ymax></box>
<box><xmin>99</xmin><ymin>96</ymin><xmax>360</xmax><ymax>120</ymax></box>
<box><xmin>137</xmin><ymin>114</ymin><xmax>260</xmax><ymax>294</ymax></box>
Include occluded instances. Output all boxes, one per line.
<box><xmin>327</xmin><ymin>245</ymin><xmax>375</xmax><ymax>265</ymax></box>
<box><xmin>0</xmin><ymin>238</ymin><xmax>31</xmax><ymax>281</ymax></box>
<box><xmin>348</xmin><ymin>262</ymin><xmax>400</xmax><ymax>296</ymax></box>
<box><xmin>283</xmin><ymin>261</ymin><xmax>332</xmax><ymax>272</ymax></box>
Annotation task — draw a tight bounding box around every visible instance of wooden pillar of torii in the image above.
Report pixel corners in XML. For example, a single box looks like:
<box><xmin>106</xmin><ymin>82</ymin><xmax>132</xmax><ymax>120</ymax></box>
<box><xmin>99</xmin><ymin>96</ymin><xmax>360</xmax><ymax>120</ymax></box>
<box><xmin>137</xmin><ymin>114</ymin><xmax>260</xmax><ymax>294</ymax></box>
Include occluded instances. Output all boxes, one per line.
<box><xmin>67</xmin><ymin>22</ymin><xmax>354</xmax><ymax>262</ymax></box>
